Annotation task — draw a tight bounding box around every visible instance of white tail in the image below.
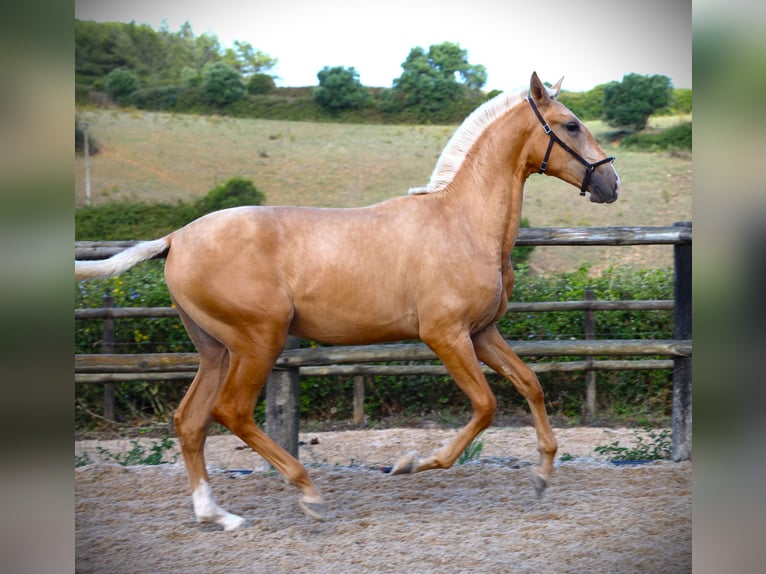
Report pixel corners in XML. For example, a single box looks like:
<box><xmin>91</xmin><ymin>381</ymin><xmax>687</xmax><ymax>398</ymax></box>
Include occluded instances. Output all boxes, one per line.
<box><xmin>75</xmin><ymin>237</ymin><xmax>170</xmax><ymax>280</ymax></box>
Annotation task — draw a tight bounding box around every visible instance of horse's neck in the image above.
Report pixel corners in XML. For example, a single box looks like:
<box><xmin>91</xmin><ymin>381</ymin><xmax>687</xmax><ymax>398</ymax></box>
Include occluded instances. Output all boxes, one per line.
<box><xmin>445</xmin><ymin>110</ymin><xmax>531</xmax><ymax>264</ymax></box>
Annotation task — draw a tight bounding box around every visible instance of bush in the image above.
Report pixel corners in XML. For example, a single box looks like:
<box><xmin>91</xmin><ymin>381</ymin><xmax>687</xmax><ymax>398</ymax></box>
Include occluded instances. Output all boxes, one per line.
<box><xmin>558</xmin><ymin>86</ymin><xmax>606</xmax><ymax>121</ymax></box>
<box><xmin>314</xmin><ymin>66</ymin><xmax>371</xmax><ymax>112</ymax></box>
<box><xmin>75</xmin><ymin>177</ymin><xmax>265</xmax><ymax>240</ymax></box>
<box><xmin>621</xmin><ymin>122</ymin><xmax>692</xmax><ymax>151</ymax></box>
<box><xmin>511</xmin><ymin>218</ymin><xmax>534</xmax><ymax>267</ymax></box>
<box><xmin>75</xmin><ymin>201</ymin><xmax>199</xmax><ymax>240</ymax></box>
<box><xmin>129</xmin><ymin>85</ymin><xmax>186</xmax><ymax>111</ymax></box>
<box><xmin>195</xmin><ymin>176</ymin><xmax>265</xmax><ymax>214</ymax></box>
<box><xmin>202</xmin><ymin>62</ymin><xmax>247</xmax><ymax>106</ymax></box>
<box><xmin>106</xmin><ymin>68</ymin><xmax>138</xmax><ymax>103</ymax></box>
<box><xmin>247</xmin><ymin>73</ymin><xmax>275</xmax><ymax>95</ymax></box>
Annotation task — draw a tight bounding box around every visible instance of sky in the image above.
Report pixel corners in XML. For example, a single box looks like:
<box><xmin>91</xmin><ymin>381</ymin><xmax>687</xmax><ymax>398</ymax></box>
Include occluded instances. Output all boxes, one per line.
<box><xmin>75</xmin><ymin>0</ymin><xmax>691</xmax><ymax>93</ymax></box>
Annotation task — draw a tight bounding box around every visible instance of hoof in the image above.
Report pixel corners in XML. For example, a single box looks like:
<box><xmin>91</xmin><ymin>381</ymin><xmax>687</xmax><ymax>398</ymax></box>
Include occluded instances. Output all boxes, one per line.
<box><xmin>529</xmin><ymin>471</ymin><xmax>549</xmax><ymax>499</ymax></box>
<box><xmin>391</xmin><ymin>451</ymin><xmax>419</xmax><ymax>475</ymax></box>
<box><xmin>221</xmin><ymin>513</ymin><xmax>248</xmax><ymax>531</ymax></box>
<box><xmin>299</xmin><ymin>499</ymin><xmax>327</xmax><ymax>521</ymax></box>
<box><xmin>198</xmin><ymin>511</ymin><xmax>247</xmax><ymax>531</ymax></box>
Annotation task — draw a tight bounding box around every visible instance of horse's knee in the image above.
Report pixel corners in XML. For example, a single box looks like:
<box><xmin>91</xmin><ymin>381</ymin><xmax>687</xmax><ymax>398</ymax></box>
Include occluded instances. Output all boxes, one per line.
<box><xmin>173</xmin><ymin>408</ymin><xmax>208</xmax><ymax>447</ymax></box>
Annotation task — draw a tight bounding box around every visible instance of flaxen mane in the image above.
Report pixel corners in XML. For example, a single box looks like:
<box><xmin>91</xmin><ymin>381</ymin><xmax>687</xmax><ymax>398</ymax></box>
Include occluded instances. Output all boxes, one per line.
<box><xmin>408</xmin><ymin>90</ymin><xmax>529</xmax><ymax>195</ymax></box>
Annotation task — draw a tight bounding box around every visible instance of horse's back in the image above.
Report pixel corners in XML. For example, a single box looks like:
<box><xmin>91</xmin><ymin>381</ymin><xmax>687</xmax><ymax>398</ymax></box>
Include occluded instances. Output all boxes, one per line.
<box><xmin>164</xmin><ymin>204</ymin><xmax>427</xmax><ymax>344</ymax></box>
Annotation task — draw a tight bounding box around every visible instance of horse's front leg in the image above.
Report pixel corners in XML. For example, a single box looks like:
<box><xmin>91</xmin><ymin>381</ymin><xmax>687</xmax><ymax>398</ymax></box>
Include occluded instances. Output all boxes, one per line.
<box><xmin>472</xmin><ymin>324</ymin><xmax>558</xmax><ymax>497</ymax></box>
<box><xmin>391</xmin><ymin>331</ymin><xmax>497</xmax><ymax>474</ymax></box>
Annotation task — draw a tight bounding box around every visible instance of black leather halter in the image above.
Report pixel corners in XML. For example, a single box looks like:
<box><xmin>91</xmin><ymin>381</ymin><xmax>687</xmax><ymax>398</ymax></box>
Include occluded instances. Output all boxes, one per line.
<box><xmin>526</xmin><ymin>97</ymin><xmax>614</xmax><ymax>196</ymax></box>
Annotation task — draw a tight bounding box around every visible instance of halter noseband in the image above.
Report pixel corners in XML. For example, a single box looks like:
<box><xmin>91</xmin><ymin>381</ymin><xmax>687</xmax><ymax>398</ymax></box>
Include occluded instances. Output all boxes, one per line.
<box><xmin>526</xmin><ymin>97</ymin><xmax>614</xmax><ymax>196</ymax></box>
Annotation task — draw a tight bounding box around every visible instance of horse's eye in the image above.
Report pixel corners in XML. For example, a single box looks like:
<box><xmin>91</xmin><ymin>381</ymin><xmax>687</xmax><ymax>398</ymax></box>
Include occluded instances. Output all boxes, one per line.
<box><xmin>565</xmin><ymin>121</ymin><xmax>580</xmax><ymax>135</ymax></box>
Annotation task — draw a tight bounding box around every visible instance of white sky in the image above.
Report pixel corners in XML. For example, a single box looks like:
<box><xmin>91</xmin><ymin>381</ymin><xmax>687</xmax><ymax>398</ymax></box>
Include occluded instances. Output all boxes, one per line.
<box><xmin>75</xmin><ymin>0</ymin><xmax>691</xmax><ymax>92</ymax></box>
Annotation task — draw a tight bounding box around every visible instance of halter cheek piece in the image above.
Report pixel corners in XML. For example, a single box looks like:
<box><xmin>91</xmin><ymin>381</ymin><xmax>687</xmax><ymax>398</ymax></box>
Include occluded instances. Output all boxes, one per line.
<box><xmin>526</xmin><ymin>97</ymin><xmax>614</xmax><ymax>196</ymax></box>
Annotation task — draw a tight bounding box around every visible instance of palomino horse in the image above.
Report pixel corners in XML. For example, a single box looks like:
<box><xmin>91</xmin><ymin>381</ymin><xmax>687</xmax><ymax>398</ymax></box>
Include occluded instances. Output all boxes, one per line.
<box><xmin>76</xmin><ymin>73</ymin><xmax>620</xmax><ymax>530</ymax></box>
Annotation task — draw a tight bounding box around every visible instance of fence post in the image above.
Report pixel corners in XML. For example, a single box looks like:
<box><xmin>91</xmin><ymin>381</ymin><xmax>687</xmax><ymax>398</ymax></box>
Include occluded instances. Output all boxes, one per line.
<box><xmin>102</xmin><ymin>294</ymin><xmax>115</xmax><ymax>421</ymax></box>
<box><xmin>266</xmin><ymin>336</ymin><xmax>302</xmax><ymax>459</ymax></box>
<box><xmin>583</xmin><ymin>288</ymin><xmax>597</xmax><ymax>421</ymax></box>
<box><xmin>672</xmin><ymin>221</ymin><xmax>692</xmax><ymax>461</ymax></box>
<box><xmin>353</xmin><ymin>375</ymin><xmax>365</xmax><ymax>425</ymax></box>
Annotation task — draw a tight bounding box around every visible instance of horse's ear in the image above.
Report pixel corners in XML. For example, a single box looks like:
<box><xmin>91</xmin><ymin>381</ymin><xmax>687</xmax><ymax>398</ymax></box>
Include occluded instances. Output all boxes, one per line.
<box><xmin>549</xmin><ymin>77</ymin><xmax>564</xmax><ymax>99</ymax></box>
<box><xmin>529</xmin><ymin>72</ymin><xmax>551</xmax><ymax>107</ymax></box>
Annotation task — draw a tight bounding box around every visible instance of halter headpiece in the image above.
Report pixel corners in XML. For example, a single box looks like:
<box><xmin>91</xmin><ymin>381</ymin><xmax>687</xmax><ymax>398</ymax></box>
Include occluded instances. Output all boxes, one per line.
<box><xmin>526</xmin><ymin>97</ymin><xmax>614</xmax><ymax>196</ymax></box>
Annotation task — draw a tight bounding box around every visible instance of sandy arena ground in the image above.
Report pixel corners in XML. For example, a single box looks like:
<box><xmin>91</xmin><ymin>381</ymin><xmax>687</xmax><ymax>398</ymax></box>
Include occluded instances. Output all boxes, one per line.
<box><xmin>75</xmin><ymin>427</ymin><xmax>691</xmax><ymax>573</ymax></box>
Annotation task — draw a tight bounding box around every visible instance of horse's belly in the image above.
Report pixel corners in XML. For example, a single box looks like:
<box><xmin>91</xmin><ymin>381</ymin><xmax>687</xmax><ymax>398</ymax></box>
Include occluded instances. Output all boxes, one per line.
<box><xmin>289</xmin><ymin>298</ymin><xmax>418</xmax><ymax>345</ymax></box>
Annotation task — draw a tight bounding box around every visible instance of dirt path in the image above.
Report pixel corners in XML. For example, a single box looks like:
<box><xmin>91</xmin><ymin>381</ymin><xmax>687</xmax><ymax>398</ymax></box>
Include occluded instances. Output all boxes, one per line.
<box><xmin>75</xmin><ymin>427</ymin><xmax>691</xmax><ymax>573</ymax></box>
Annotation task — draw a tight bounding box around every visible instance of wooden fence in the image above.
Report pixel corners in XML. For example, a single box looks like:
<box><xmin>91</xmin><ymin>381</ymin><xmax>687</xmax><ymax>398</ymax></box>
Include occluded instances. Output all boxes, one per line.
<box><xmin>75</xmin><ymin>223</ymin><xmax>692</xmax><ymax>460</ymax></box>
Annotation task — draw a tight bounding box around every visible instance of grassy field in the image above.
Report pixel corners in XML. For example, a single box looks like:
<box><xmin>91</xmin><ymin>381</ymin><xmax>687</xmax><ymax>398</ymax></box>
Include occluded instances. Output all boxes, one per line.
<box><xmin>74</xmin><ymin>109</ymin><xmax>691</xmax><ymax>274</ymax></box>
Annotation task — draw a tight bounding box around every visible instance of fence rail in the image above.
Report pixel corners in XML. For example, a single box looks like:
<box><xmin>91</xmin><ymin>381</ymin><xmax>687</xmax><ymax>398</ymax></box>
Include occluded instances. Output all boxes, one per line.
<box><xmin>73</xmin><ymin>225</ymin><xmax>692</xmax><ymax>260</ymax></box>
<box><xmin>75</xmin><ymin>224</ymin><xmax>692</xmax><ymax>460</ymax></box>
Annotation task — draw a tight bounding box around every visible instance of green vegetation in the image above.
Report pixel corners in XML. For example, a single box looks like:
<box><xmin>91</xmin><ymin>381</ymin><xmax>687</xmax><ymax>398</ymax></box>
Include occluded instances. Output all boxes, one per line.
<box><xmin>381</xmin><ymin>42</ymin><xmax>487</xmax><ymax>123</ymax></box>
<box><xmin>621</xmin><ymin>122</ymin><xmax>692</xmax><ymax>151</ymax></box>
<box><xmin>75</xmin><ymin>177</ymin><xmax>264</xmax><ymax>240</ymax></box>
<box><xmin>75</xmin><ymin>437</ymin><xmax>178</xmax><ymax>467</ymax></box>
<box><xmin>603</xmin><ymin>73</ymin><xmax>673</xmax><ymax>132</ymax></box>
<box><xmin>314</xmin><ymin>66</ymin><xmax>372</xmax><ymax>112</ymax></box>
<box><xmin>202</xmin><ymin>61</ymin><xmax>247</xmax><ymax>106</ymax></box>
<box><xmin>458</xmin><ymin>434</ymin><xmax>485</xmax><ymax>464</ymax></box>
<box><xmin>76</xmin><ymin>19</ymin><xmax>690</xmax><ymax>131</ymax></box>
<box><xmin>594</xmin><ymin>427</ymin><xmax>672</xmax><ymax>461</ymax></box>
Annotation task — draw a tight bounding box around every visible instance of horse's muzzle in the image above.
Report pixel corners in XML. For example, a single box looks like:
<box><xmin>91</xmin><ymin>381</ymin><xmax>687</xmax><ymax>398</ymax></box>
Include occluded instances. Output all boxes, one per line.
<box><xmin>587</xmin><ymin>167</ymin><xmax>620</xmax><ymax>204</ymax></box>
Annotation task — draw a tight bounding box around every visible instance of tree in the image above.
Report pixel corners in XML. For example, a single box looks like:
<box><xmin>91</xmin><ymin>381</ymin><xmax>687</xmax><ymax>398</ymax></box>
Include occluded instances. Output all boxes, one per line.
<box><xmin>202</xmin><ymin>62</ymin><xmax>247</xmax><ymax>106</ymax></box>
<box><xmin>106</xmin><ymin>68</ymin><xmax>138</xmax><ymax>102</ymax></box>
<box><xmin>386</xmin><ymin>42</ymin><xmax>487</xmax><ymax>122</ymax></box>
<box><xmin>314</xmin><ymin>66</ymin><xmax>371</xmax><ymax>112</ymax></box>
<box><xmin>222</xmin><ymin>40</ymin><xmax>277</xmax><ymax>78</ymax></box>
<box><xmin>603</xmin><ymin>73</ymin><xmax>673</xmax><ymax>131</ymax></box>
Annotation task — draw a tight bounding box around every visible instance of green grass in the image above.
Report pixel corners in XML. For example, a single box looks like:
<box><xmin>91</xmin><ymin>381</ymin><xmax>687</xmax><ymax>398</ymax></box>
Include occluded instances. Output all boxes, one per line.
<box><xmin>75</xmin><ymin>109</ymin><xmax>692</xmax><ymax>273</ymax></box>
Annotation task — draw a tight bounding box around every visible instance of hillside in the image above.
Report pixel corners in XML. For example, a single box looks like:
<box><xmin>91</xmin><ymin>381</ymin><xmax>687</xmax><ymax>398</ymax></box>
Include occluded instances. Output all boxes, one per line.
<box><xmin>74</xmin><ymin>110</ymin><xmax>691</xmax><ymax>274</ymax></box>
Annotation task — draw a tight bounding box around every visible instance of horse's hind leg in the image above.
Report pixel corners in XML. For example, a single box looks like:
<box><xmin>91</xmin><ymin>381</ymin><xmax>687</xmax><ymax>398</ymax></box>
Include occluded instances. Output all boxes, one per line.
<box><xmin>173</xmin><ymin>306</ymin><xmax>246</xmax><ymax>530</ymax></box>
<box><xmin>473</xmin><ymin>324</ymin><xmax>558</xmax><ymax>497</ymax></box>
<box><xmin>211</xmin><ymin>347</ymin><xmax>326</xmax><ymax>521</ymax></box>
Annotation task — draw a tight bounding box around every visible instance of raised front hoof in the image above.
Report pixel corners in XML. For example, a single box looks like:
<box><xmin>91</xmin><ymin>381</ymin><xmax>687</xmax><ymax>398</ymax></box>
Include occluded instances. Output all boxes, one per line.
<box><xmin>391</xmin><ymin>451</ymin><xmax>419</xmax><ymax>475</ymax></box>
<box><xmin>529</xmin><ymin>471</ymin><xmax>549</xmax><ymax>499</ymax></box>
<box><xmin>299</xmin><ymin>498</ymin><xmax>327</xmax><ymax>521</ymax></box>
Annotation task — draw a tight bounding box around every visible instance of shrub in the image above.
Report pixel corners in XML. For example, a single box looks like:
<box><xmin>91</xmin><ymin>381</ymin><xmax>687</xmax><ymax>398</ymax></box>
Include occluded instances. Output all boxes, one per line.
<box><xmin>314</xmin><ymin>66</ymin><xmax>371</xmax><ymax>112</ymax></box>
<box><xmin>129</xmin><ymin>85</ymin><xmax>186</xmax><ymax>111</ymax></box>
<box><xmin>195</xmin><ymin>177</ymin><xmax>265</xmax><ymax>214</ymax></box>
<box><xmin>75</xmin><ymin>177</ymin><xmax>265</xmax><ymax>241</ymax></box>
<box><xmin>202</xmin><ymin>62</ymin><xmax>247</xmax><ymax>106</ymax></box>
<box><xmin>247</xmin><ymin>73</ymin><xmax>275</xmax><ymax>95</ymax></box>
<box><xmin>621</xmin><ymin>122</ymin><xmax>692</xmax><ymax>151</ymax></box>
<box><xmin>106</xmin><ymin>68</ymin><xmax>139</xmax><ymax>103</ymax></box>
<box><xmin>75</xmin><ymin>201</ymin><xmax>199</xmax><ymax>240</ymax></box>
<box><xmin>511</xmin><ymin>218</ymin><xmax>534</xmax><ymax>268</ymax></box>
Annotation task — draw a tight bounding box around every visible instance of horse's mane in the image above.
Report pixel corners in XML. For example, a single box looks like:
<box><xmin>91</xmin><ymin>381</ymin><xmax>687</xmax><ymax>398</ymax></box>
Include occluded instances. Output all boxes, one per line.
<box><xmin>408</xmin><ymin>90</ymin><xmax>529</xmax><ymax>195</ymax></box>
